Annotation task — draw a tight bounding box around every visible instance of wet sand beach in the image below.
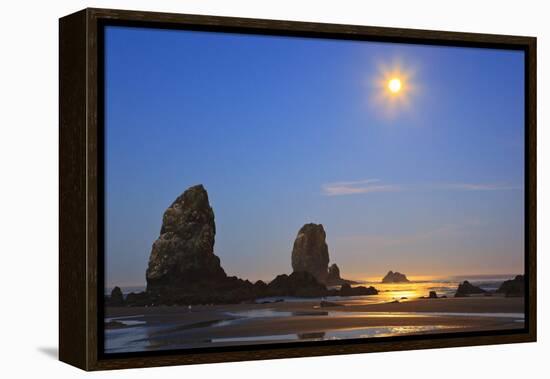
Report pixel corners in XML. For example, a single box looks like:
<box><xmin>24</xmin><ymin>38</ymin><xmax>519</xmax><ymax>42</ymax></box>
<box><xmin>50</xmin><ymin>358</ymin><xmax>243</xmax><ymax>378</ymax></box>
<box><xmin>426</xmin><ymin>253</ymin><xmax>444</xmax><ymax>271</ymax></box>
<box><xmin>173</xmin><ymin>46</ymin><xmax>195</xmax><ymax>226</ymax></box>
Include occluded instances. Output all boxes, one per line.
<box><xmin>105</xmin><ymin>296</ymin><xmax>524</xmax><ymax>353</ymax></box>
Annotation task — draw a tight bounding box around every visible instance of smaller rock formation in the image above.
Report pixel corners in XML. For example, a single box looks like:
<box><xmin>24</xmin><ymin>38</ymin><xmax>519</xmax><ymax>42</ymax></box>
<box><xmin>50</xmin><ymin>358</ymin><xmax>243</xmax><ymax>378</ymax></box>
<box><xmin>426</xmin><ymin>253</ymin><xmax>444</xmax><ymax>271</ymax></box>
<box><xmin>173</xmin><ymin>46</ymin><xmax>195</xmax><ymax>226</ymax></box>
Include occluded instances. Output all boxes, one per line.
<box><xmin>326</xmin><ymin>263</ymin><xmax>358</xmax><ymax>286</ymax></box>
<box><xmin>454</xmin><ymin>281</ymin><xmax>486</xmax><ymax>297</ymax></box>
<box><xmin>428</xmin><ymin>290</ymin><xmax>438</xmax><ymax>299</ymax></box>
<box><xmin>327</xmin><ymin>264</ymin><xmax>342</xmax><ymax>284</ymax></box>
<box><xmin>253</xmin><ymin>280</ymin><xmax>268</xmax><ymax>292</ymax></box>
<box><xmin>497</xmin><ymin>275</ymin><xmax>524</xmax><ymax>297</ymax></box>
<box><xmin>381</xmin><ymin>271</ymin><xmax>410</xmax><ymax>283</ymax></box>
<box><xmin>106</xmin><ymin>286</ymin><xmax>124</xmax><ymax>306</ymax></box>
<box><xmin>125</xmin><ymin>291</ymin><xmax>150</xmax><ymax>306</ymax></box>
<box><xmin>267</xmin><ymin>271</ymin><xmax>327</xmax><ymax>297</ymax></box>
<box><xmin>339</xmin><ymin>283</ymin><xmax>378</xmax><ymax>296</ymax></box>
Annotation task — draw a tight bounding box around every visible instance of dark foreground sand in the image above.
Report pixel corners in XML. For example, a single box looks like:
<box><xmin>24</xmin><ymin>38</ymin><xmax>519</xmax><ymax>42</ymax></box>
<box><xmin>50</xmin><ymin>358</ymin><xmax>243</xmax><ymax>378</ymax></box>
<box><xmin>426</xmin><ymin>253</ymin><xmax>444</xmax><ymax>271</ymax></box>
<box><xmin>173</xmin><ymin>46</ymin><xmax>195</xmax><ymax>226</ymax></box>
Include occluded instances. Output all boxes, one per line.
<box><xmin>105</xmin><ymin>297</ymin><xmax>524</xmax><ymax>352</ymax></box>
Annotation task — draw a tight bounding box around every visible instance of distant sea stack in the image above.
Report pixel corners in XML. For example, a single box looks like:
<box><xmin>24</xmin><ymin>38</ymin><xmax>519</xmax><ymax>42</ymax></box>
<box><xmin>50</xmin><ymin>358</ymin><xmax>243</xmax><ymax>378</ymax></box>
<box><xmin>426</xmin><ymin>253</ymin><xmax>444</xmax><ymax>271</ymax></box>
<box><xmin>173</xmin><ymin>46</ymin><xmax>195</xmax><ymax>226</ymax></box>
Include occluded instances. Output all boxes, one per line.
<box><xmin>454</xmin><ymin>281</ymin><xmax>486</xmax><ymax>297</ymax></box>
<box><xmin>291</xmin><ymin>223</ymin><xmax>330</xmax><ymax>284</ymax></box>
<box><xmin>497</xmin><ymin>275</ymin><xmax>524</xmax><ymax>297</ymax></box>
<box><xmin>106</xmin><ymin>286</ymin><xmax>124</xmax><ymax>306</ymax></box>
<box><xmin>381</xmin><ymin>271</ymin><xmax>410</xmax><ymax>283</ymax></box>
<box><xmin>146</xmin><ymin>184</ymin><xmax>227</xmax><ymax>292</ymax></box>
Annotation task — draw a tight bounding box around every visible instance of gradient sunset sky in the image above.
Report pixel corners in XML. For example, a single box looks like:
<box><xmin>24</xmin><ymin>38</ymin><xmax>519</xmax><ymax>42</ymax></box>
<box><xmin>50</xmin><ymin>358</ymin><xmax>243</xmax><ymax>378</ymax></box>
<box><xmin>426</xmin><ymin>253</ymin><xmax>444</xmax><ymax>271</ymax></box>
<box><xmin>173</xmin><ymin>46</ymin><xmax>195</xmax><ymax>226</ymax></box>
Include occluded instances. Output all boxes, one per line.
<box><xmin>104</xmin><ymin>26</ymin><xmax>525</xmax><ymax>287</ymax></box>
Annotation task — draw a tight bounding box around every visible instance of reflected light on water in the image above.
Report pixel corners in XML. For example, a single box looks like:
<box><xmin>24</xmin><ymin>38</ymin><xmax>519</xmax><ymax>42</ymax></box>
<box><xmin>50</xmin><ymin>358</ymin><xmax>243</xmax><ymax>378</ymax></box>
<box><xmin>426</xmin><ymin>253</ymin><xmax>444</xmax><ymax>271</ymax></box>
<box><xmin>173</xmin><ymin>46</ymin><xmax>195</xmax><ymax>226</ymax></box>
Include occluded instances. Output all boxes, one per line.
<box><xmin>352</xmin><ymin>281</ymin><xmax>458</xmax><ymax>304</ymax></box>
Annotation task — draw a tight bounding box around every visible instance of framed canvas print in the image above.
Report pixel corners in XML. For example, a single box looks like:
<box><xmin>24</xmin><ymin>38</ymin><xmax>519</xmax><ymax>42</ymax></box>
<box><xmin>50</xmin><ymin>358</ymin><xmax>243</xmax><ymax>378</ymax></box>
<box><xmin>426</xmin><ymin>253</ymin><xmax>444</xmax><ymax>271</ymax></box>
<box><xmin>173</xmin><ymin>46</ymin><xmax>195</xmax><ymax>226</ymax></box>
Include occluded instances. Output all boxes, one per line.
<box><xmin>59</xmin><ymin>8</ymin><xmax>536</xmax><ymax>371</ymax></box>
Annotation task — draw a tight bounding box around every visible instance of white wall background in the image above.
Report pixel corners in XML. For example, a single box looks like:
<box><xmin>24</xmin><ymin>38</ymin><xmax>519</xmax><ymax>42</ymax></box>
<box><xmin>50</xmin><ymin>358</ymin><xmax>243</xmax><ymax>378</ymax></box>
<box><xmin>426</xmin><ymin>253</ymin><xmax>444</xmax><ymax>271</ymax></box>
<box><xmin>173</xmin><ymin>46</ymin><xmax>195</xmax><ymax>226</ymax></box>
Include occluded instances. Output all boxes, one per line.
<box><xmin>0</xmin><ymin>0</ymin><xmax>547</xmax><ymax>376</ymax></box>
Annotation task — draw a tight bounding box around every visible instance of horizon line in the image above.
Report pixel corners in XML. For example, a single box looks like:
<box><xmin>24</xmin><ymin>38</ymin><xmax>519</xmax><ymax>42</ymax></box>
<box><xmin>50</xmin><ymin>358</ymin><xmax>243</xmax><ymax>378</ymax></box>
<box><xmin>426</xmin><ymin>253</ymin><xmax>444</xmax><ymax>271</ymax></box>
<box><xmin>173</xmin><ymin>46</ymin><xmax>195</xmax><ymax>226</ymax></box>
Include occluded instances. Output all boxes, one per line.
<box><xmin>106</xmin><ymin>271</ymin><xmax>523</xmax><ymax>289</ymax></box>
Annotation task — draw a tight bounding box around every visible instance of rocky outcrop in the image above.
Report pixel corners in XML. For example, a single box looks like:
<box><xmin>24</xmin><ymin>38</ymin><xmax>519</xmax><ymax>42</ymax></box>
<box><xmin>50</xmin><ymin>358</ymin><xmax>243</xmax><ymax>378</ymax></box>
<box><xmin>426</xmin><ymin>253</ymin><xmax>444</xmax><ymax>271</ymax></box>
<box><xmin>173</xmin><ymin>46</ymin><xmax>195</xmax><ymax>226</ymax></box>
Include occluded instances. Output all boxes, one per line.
<box><xmin>454</xmin><ymin>281</ymin><xmax>486</xmax><ymax>297</ymax></box>
<box><xmin>428</xmin><ymin>290</ymin><xmax>438</xmax><ymax>299</ymax></box>
<box><xmin>497</xmin><ymin>275</ymin><xmax>524</xmax><ymax>297</ymax></box>
<box><xmin>338</xmin><ymin>283</ymin><xmax>378</xmax><ymax>296</ymax></box>
<box><xmin>125</xmin><ymin>291</ymin><xmax>150</xmax><ymax>306</ymax></box>
<box><xmin>381</xmin><ymin>271</ymin><xmax>410</xmax><ymax>283</ymax></box>
<box><xmin>107</xmin><ymin>286</ymin><xmax>124</xmax><ymax>306</ymax></box>
<box><xmin>146</xmin><ymin>185</ymin><xmax>227</xmax><ymax>293</ymax></box>
<box><xmin>291</xmin><ymin>224</ymin><xmax>330</xmax><ymax>284</ymax></box>
<box><xmin>266</xmin><ymin>271</ymin><xmax>327</xmax><ymax>297</ymax></box>
<box><xmin>327</xmin><ymin>264</ymin><xmax>341</xmax><ymax>283</ymax></box>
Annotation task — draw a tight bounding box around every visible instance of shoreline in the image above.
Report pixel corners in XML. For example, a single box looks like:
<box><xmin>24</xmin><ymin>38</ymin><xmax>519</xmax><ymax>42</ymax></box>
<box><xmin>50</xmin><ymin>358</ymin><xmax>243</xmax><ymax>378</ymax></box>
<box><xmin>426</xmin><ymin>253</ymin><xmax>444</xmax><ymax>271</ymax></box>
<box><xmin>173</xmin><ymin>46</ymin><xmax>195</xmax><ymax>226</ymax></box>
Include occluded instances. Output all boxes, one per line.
<box><xmin>106</xmin><ymin>295</ymin><xmax>524</xmax><ymax>317</ymax></box>
<box><xmin>105</xmin><ymin>296</ymin><xmax>524</xmax><ymax>353</ymax></box>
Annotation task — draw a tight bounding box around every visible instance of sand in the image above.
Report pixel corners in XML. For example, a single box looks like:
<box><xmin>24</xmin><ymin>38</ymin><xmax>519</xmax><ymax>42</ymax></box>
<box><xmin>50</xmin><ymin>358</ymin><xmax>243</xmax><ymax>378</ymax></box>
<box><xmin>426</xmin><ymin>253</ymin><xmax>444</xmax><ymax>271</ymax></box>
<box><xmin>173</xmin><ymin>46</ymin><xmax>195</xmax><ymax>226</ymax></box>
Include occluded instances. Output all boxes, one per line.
<box><xmin>104</xmin><ymin>296</ymin><xmax>524</xmax><ymax>352</ymax></box>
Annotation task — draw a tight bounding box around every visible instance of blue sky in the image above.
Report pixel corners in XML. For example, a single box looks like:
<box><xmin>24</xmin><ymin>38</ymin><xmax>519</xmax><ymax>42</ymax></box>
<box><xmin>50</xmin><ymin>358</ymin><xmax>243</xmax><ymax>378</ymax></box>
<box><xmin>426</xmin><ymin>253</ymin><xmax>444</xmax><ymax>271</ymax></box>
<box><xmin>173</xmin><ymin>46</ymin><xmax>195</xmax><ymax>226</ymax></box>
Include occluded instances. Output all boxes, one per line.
<box><xmin>105</xmin><ymin>26</ymin><xmax>525</xmax><ymax>286</ymax></box>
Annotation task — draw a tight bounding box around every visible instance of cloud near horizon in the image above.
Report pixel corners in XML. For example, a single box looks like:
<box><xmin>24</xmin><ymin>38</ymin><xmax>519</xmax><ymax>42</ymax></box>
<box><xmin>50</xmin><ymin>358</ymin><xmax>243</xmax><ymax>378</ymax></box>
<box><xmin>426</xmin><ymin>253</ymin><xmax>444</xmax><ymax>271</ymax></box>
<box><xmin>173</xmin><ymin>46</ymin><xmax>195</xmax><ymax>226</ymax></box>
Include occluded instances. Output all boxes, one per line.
<box><xmin>322</xmin><ymin>179</ymin><xmax>401</xmax><ymax>196</ymax></box>
<box><xmin>322</xmin><ymin>179</ymin><xmax>522</xmax><ymax>196</ymax></box>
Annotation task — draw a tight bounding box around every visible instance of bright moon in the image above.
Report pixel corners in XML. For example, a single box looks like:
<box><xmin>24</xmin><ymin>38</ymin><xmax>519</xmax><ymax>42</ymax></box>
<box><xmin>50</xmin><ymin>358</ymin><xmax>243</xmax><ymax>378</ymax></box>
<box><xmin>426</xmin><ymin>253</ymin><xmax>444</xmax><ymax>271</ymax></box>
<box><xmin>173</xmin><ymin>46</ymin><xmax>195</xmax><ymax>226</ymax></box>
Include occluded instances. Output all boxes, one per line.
<box><xmin>370</xmin><ymin>61</ymin><xmax>416</xmax><ymax>118</ymax></box>
<box><xmin>388</xmin><ymin>78</ymin><xmax>402</xmax><ymax>93</ymax></box>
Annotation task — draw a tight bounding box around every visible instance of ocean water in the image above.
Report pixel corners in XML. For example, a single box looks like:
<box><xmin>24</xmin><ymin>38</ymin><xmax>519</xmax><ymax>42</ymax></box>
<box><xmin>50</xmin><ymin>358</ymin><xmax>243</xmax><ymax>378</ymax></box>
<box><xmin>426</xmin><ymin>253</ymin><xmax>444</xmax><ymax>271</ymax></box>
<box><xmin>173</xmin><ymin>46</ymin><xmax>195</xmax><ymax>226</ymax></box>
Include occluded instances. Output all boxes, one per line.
<box><xmin>105</xmin><ymin>275</ymin><xmax>516</xmax><ymax>299</ymax></box>
<box><xmin>255</xmin><ymin>275</ymin><xmax>516</xmax><ymax>304</ymax></box>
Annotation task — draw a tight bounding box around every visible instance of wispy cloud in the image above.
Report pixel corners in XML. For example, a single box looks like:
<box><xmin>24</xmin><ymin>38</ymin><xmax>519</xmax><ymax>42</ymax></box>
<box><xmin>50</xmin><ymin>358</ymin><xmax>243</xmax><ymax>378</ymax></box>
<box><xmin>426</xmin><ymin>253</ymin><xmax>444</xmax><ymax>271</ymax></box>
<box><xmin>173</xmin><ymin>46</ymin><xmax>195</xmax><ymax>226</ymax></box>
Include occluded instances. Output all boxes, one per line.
<box><xmin>322</xmin><ymin>179</ymin><xmax>522</xmax><ymax>197</ymax></box>
<box><xmin>325</xmin><ymin>179</ymin><xmax>381</xmax><ymax>187</ymax></box>
<box><xmin>322</xmin><ymin>179</ymin><xmax>401</xmax><ymax>196</ymax></box>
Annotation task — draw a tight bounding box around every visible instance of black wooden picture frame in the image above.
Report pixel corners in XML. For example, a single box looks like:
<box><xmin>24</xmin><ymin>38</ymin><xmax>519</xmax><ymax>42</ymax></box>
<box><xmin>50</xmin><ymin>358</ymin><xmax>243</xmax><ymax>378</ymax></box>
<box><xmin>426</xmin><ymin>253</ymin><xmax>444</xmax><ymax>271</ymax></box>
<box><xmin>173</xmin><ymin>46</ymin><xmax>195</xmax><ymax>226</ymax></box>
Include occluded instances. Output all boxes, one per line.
<box><xmin>59</xmin><ymin>8</ymin><xmax>536</xmax><ymax>371</ymax></box>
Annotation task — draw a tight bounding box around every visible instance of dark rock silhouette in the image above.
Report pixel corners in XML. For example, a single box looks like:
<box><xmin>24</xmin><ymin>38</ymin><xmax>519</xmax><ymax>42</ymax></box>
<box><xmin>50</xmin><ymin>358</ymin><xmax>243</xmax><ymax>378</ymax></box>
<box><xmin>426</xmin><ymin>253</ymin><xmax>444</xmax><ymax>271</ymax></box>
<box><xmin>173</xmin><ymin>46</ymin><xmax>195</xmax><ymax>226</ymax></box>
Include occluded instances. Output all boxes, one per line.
<box><xmin>454</xmin><ymin>281</ymin><xmax>486</xmax><ymax>297</ymax></box>
<box><xmin>267</xmin><ymin>271</ymin><xmax>327</xmax><ymax>297</ymax></box>
<box><xmin>497</xmin><ymin>275</ymin><xmax>524</xmax><ymax>297</ymax></box>
<box><xmin>107</xmin><ymin>286</ymin><xmax>124</xmax><ymax>306</ymax></box>
<box><xmin>125</xmin><ymin>291</ymin><xmax>150</xmax><ymax>306</ymax></box>
<box><xmin>339</xmin><ymin>283</ymin><xmax>378</xmax><ymax>296</ymax></box>
<box><xmin>326</xmin><ymin>263</ymin><xmax>357</xmax><ymax>286</ymax></box>
<box><xmin>381</xmin><ymin>271</ymin><xmax>410</xmax><ymax>283</ymax></box>
<box><xmin>253</xmin><ymin>280</ymin><xmax>268</xmax><ymax>292</ymax></box>
<box><xmin>428</xmin><ymin>290</ymin><xmax>438</xmax><ymax>299</ymax></box>
<box><xmin>291</xmin><ymin>223</ymin><xmax>330</xmax><ymax>284</ymax></box>
<box><xmin>146</xmin><ymin>185</ymin><xmax>227</xmax><ymax>292</ymax></box>
<box><xmin>327</xmin><ymin>264</ymin><xmax>342</xmax><ymax>283</ymax></box>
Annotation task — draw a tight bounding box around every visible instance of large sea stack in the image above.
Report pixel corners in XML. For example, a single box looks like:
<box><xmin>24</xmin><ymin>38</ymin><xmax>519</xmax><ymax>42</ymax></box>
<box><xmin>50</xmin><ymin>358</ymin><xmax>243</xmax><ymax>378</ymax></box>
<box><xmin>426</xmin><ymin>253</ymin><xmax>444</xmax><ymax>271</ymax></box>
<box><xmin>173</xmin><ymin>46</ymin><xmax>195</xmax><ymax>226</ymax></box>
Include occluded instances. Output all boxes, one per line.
<box><xmin>291</xmin><ymin>223</ymin><xmax>330</xmax><ymax>284</ymax></box>
<box><xmin>146</xmin><ymin>185</ymin><xmax>227</xmax><ymax>292</ymax></box>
